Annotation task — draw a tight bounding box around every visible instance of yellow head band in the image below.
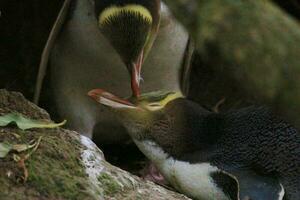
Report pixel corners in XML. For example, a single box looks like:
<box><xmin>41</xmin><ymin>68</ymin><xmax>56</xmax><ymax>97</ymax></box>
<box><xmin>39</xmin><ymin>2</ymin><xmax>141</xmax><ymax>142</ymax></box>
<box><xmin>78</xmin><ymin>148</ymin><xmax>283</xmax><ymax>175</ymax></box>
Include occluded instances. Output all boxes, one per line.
<box><xmin>99</xmin><ymin>4</ymin><xmax>153</xmax><ymax>26</ymax></box>
<box><xmin>159</xmin><ymin>92</ymin><xmax>183</xmax><ymax>107</ymax></box>
<box><xmin>141</xmin><ymin>92</ymin><xmax>183</xmax><ymax>111</ymax></box>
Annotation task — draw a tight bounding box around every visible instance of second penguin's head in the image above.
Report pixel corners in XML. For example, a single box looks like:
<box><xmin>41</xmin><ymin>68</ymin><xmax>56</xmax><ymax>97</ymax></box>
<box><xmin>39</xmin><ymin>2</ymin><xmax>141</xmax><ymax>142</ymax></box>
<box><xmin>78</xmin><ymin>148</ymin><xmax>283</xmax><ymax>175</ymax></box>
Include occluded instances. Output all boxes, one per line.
<box><xmin>94</xmin><ymin>0</ymin><xmax>161</xmax><ymax>97</ymax></box>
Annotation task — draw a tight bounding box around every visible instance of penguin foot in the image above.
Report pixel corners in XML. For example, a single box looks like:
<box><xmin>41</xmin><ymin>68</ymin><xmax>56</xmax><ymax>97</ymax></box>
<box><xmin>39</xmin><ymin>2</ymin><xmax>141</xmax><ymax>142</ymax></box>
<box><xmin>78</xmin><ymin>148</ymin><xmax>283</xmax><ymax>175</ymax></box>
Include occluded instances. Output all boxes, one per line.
<box><xmin>141</xmin><ymin>163</ymin><xmax>168</xmax><ymax>186</ymax></box>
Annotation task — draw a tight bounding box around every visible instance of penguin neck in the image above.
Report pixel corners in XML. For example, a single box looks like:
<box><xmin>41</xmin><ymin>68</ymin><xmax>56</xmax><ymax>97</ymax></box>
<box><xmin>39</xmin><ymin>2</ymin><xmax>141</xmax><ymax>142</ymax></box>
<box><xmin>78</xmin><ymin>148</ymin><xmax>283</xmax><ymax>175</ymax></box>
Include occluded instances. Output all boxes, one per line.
<box><xmin>133</xmin><ymin>139</ymin><xmax>170</xmax><ymax>166</ymax></box>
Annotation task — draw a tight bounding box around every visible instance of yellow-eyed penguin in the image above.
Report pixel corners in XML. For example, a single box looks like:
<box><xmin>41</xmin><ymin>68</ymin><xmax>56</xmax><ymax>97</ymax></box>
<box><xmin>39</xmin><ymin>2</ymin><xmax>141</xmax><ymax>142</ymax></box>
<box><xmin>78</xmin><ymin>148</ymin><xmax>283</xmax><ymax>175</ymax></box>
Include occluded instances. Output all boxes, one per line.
<box><xmin>88</xmin><ymin>89</ymin><xmax>300</xmax><ymax>200</ymax></box>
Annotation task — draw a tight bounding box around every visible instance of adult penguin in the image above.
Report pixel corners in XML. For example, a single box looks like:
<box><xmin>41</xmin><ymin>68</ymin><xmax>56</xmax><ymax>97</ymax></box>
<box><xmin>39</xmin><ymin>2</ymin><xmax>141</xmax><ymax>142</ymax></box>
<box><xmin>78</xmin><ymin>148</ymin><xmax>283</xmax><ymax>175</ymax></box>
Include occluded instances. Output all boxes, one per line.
<box><xmin>88</xmin><ymin>89</ymin><xmax>300</xmax><ymax>200</ymax></box>
<box><xmin>33</xmin><ymin>0</ymin><xmax>190</xmax><ymax>143</ymax></box>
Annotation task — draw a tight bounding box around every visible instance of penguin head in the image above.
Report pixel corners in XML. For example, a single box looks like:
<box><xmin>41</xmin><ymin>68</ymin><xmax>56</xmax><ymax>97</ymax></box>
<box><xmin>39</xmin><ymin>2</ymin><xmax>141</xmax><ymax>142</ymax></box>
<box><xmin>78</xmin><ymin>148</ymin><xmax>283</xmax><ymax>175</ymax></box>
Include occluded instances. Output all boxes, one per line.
<box><xmin>94</xmin><ymin>0</ymin><xmax>161</xmax><ymax>97</ymax></box>
<box><xmin>88</xmin><ymin>88</ymin><xmax>183</xmax><ymax>140</ymax></box>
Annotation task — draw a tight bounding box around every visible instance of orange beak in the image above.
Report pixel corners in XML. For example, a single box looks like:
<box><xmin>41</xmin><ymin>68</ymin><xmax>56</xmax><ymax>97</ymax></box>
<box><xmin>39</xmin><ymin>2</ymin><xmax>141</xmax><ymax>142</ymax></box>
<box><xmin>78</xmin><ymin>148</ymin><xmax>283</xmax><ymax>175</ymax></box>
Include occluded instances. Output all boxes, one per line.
<box><xmin>88</xmin><ymin>88</ymin><xmax>137</xmax><ymax>109</ymax></box>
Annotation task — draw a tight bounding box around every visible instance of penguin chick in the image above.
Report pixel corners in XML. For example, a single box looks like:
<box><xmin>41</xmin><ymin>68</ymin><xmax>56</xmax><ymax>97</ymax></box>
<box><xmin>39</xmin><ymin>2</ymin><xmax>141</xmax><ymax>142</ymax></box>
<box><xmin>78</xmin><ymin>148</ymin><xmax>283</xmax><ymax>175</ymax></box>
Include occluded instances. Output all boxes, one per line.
<box><xmin>88</xmin><ymin>89</ymin><xmax>300</xmax><ymax>200</ymax></box>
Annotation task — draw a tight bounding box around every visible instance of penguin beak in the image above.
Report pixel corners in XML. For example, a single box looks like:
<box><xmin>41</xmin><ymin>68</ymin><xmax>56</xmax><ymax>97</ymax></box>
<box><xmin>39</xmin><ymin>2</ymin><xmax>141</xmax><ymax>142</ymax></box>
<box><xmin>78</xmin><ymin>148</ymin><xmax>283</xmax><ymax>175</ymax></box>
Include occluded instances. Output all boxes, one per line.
<box><xmin>88</xmin><ymin>89</ymin><xmax>138</xmax><ymax>110</ymax></box>
<box><xmin>129</xmin><ymin>51</ymin><xmax>144</xmax><ymax>98</ymax></box>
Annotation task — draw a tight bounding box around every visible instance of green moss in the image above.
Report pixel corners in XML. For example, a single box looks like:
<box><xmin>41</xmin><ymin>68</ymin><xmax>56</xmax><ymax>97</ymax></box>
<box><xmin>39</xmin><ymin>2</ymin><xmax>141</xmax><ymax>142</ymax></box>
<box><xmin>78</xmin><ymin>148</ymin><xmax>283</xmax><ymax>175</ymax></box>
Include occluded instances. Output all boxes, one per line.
<box><xmin>0</xmin><ymin>128</ymin><xmax>94</xmax><ymax>200</ymax></box>
<box><xmin>97</xmin><ymin>173</ymin><xmax>122</xmax><ymax>196</ymax></box>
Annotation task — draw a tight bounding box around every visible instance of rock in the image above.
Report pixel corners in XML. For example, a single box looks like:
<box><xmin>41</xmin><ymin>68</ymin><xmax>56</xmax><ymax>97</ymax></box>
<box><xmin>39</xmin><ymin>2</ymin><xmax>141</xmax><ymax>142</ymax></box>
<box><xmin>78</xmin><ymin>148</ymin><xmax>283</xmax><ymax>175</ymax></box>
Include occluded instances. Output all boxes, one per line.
<box><xmin>0</xmin><ymin>89</ymin><xmax>190</xmax><ymax>200</ymax></box>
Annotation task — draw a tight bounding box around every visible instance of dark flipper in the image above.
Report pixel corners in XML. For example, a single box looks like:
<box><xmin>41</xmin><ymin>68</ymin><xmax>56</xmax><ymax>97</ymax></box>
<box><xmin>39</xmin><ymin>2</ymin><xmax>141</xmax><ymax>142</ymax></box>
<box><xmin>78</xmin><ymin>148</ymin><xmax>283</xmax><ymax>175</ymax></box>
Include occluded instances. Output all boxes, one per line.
<box><xmin>211</xmin><ymin>170</ymin><xmax>240</xmax><ymax>200</ymax></box>
<box><xmin>33</xmin><ymin>0</ymin><xmax>72</xmax><ymax>104</ymax></box>
<box><xmin>228</xmin><ymin>169</ymin><xmax>284</xmax><ymax>200</ymax></box>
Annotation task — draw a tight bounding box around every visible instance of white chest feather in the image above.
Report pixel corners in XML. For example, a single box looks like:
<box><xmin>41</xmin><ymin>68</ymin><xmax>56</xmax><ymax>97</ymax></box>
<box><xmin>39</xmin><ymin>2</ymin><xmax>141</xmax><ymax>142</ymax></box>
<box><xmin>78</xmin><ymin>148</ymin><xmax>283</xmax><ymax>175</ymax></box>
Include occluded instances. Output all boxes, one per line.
<box><xmin>134</xmin><ymin>140</ymin><xmax>230</xmax><ymax>200</ymax></box>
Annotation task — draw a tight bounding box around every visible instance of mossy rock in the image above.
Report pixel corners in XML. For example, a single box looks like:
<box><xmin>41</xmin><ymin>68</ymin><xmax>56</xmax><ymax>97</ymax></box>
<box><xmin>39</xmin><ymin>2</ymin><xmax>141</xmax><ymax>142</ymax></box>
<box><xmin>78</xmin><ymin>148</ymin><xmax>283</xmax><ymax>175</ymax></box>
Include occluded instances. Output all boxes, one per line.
<box><xmin>0</xmin><ymin>89</ymin><xmax>94</xmax><ymax>200</ymax></box>
<box><xmin>0</xmin><ymin>90</ymin><xmax>190</xmax><ymax>200</ymax></box>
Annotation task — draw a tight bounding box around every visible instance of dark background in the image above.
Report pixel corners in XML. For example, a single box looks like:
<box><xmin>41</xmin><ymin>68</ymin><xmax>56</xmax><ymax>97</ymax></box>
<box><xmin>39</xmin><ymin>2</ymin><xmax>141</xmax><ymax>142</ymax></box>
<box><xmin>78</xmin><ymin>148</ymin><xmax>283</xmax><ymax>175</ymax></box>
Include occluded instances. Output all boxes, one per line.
<box><xmin>0</xmin><ymin>0</ymin><xmax>62</xmax><ymax>99</ymax></box>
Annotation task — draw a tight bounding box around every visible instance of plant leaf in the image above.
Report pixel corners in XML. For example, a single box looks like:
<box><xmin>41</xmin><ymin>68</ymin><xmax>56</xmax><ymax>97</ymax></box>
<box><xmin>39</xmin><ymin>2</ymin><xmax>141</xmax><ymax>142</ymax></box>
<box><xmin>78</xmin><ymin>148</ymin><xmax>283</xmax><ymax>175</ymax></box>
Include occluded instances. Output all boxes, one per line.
<box><xmin>0</xmin><ymin>142</ymin><xmax>12</xmax><ymax>158</ymax></box>
<box><xmin>0</xmin><ymin>113</ymin><xmax>66</xmax><ymax>130</ymax></box>
<box><xmin>13</xmin><ymin>142</ymin><xmax>36</xmax><ymax>153</ymax></box>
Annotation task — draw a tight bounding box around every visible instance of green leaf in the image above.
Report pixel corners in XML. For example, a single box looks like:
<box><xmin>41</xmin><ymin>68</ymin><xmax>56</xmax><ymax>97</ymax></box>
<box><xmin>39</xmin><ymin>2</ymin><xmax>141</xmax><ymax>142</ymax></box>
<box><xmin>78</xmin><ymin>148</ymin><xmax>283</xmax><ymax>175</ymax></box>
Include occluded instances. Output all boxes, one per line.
<box><xmin>0</xmin><ymin>137</ymin><xmax>42</xmax><ymax>159</ymax></box>
<box><xmin>0</xmin><ymin>113</ymin><xmax>66</xmax><ymax>130</ymax></box>
<box><xmin>0</xmin><ymin>142</ymin><xmax>12</xmax><ymax>158</ymax></box>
